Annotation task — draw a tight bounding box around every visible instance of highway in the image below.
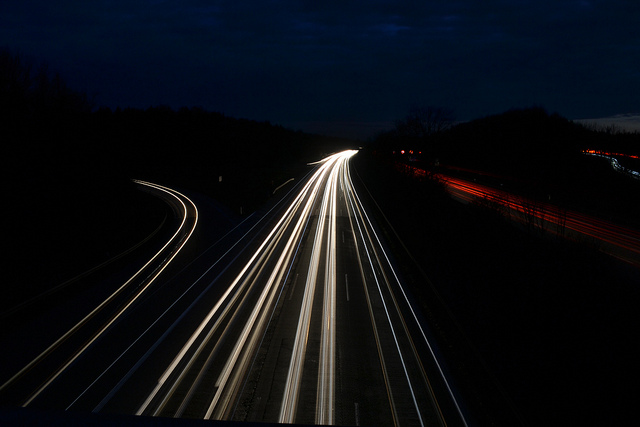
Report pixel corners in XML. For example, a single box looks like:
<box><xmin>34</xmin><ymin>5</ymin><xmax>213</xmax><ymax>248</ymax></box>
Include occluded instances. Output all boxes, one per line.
<box><xmin>395</xmin><ymin>161</ymin><xmax>640</xmax><ymax>267</ymax></box>
<box><xmin>0</xmin><ymin>181</ymin><xmax>198</xmax><ymax>407</ymax></box>
<box><xmin>444</xmin><ymin>173</ymin><xmax>640</xmax><ymax>267</ymax></box>
<box><xmin>1</xmin><ymin>151</ymin><xmax>467</xmax><ymax>426</ymax></box>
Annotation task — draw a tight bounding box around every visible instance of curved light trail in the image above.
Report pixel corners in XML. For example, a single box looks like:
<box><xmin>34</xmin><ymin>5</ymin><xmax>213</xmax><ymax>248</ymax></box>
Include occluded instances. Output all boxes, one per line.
<box><xmin>132</xmin><ymin>150</ymin><xmax>463</xmax><ymax>425</ymax></box>
<box><xmin>0</xmin><ymin>180</ymin><xmax>198</xmax><ymax>406</ymax></box>
<box><xmin>3</xmin><ymin>155</ymin><xmax>467</xmax><ymax>426</ymax></box>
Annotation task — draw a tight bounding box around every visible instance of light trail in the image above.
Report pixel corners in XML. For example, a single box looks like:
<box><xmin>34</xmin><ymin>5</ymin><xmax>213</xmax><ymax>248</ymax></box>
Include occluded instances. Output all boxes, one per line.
<box><xmin>137</xmin><ymin>150</ymin><xmax>447</xmax><ymax>425</ymax></box>
<box><xmin>345</xmin><ymin>163</ymin><xmax>435</xmax><ymax>427</ymax></box>
<box><xmin>583</xmin><ymin>150</ymin><xmax>640</xmax><ymax>180</ymax></box>
<box><xmin>205</xmin><ymin>164</ymin><xmax>329</xmax><ymax>419</ymax></box>
<box><xmin>347</xmin><ymin>163</ymin><xmax>467</xmax><ymax>426</ymax></box>
<box><xmin>4</xmin><ymin>154</ymin><xmax>465</xmax><ymax>425</ymax></box>
<box><xmin>138</xmin><ymin>149</ymin><xmax>462</xmax><ymax>425</ymax></box>
<box><xmin>91</xmin><ymin>175</ymin><xmax>315</xmax><ymax>414</ymax></box>
<box><xmin>137</xmin><ymin>152</ymin><xmax>353</xmax><ymax>420</ymax></box>
<box><xmin>280</xmin><ymin>152</ymin><xmax>348</xmax><ymax>423</ymax></box>
<box><xmin>0</xmin><ymin>180</ymin><xmax>198</xmax><ymax>406</ymax></box>
<box><xmin>316</xmin><ymin>159</ymin><xmax>338</xmax><ymax>425</ymax></box>
<box><xmin>442</xmin><ymin>173</ymin><xmax>640</xmax><ymax>266</ymax></box>
<box><xmin>342</xmin><ymin>171</ymin><xmax>400</xmax><ymax>426</ymax></box>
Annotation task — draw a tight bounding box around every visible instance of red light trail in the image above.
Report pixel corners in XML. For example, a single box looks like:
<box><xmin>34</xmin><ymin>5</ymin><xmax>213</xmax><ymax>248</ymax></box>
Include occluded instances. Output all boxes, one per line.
<box><xmin>583</xmin><ymin>149</ymin><xmax>640</xmax><ymax>160</ymax></box>
<box><xmin>398</xmin><ymin>162</ymin><xmax>640</xmax><ymax>267</ymax></box>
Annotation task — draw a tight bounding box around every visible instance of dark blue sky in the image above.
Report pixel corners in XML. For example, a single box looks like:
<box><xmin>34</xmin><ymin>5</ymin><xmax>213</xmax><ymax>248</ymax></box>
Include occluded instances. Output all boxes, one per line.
<box><xmin>2</xmin><ymin>1</ymin><xmax>639</xmax><ymax>139</ymax></box>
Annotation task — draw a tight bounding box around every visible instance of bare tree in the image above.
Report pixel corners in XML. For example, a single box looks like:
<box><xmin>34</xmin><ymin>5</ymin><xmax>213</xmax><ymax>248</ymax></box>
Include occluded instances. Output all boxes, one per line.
<box><xmin>521</xmin><ymin>198</ymin><xmax>547</xmax><ymax>236</ymax></box>
<box><xmin>521</xmin><ymin>199</ymin><xmax>537</xmax><ymax>234</ymax></box>
<box><xmin>395</xmin><ymin>105</ymin><xmax>455</xmax><ymax>140</ymax></box>
<box><xmin>555</xmin><ymin>206</ymin><xmax>567</xmax><ymax>238</ymax></box>
<box><xmin>0</xmin><ymin>48</ymin><xmax>92</xmax><ymax>115</ymax></box>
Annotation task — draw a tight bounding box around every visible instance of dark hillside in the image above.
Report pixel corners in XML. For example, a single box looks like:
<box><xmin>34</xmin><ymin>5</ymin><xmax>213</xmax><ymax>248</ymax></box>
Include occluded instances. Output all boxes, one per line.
<box><xmin>2</xmin><ymin>48</ymin><xmax>354</xmax><ymax>309</ymax></box>
<box><xmin>441</xmin><ymin>108</ymin><xmax>640</xmax><ymax>228</ymax></box>
<box><xmin>372</xmin><ymin>107</ymin><xmax>640</xmax><ymax>228</ymax></box>
<box><xmin>353</xmin><ymin>150</ymin><xmax>640</xmax><ymax>425</ymax></box>
<box><xmin>443</xmin><ymin>108</ymin><xmax>583</xmax><ymax>168</ymax></box>
<box><xmin>87</xmin><ymin>106</ymin><xmax>353</xmax><ymax>213</ymax></box>
<box><xmin>363</xmin><ymin>108</ymin><xmax>640</xmax><ymax>424</ymax></box>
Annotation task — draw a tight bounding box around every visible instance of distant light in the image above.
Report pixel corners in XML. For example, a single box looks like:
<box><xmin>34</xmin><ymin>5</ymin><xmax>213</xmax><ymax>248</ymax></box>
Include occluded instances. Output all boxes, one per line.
<box><xmin>401</xmin><ymin>150</ymin><xmax>405</xmax><ymax>154</ymax></box>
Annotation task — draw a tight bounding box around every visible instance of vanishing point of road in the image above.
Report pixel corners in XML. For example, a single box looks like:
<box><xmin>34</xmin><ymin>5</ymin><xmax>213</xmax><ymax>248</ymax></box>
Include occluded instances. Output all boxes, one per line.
<box><xmin>1</xmin><ymin>151</ymin><xmax>468</xmax><ymax>426</ymax></box>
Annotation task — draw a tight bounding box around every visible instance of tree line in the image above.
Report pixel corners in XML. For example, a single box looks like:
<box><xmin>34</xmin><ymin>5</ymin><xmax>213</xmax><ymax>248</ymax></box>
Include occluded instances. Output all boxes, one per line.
<box><xmin>3</xmin><ymin>47</ymin><xmax>354</xmax><ymax>294</ymax></box>
<box><xmin>367</xmin><ymin>105</ymin><xmax>640</xmax><ymax>229</ymax></box>
<box><xmin>2</xmin><ymin>47</ymin><xmax>354</xmax><ymax>212</ymax></box>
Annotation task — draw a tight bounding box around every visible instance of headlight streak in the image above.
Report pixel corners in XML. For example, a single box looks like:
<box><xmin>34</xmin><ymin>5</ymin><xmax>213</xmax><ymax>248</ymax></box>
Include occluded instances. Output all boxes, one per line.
<box><xmin>75</xmin><ymin>210</ymin><xmax>253</xmax><ymax>412</ymax></box>
<box><xmin>92</xmin><ymin>172</ymin><xmax>313</xmax><ymax>414</ymax></box>
<box><xmin>316</xmin><ymin>157</ymin><xmax>340</xmax><ymax>425</ymax></box>
<box><xmin>278</xmin><ymin>150</ymin><xmax>360</xmax><ymax>424</ymax></box>
<box><xmin>165</xmin><ymin>212</ymin><xmax>298</xmax><ymax>417</ymax></box>
<box><xmin>279</xmin><ymin>154</ymin><xmax>343</xmax><ymax>423</ymax></box>
<box><xmin>173</xmin><ymin>222</ymin><xmax>289</xmax><ymax>418</ymax></box>
<box><xmin>5</xmin><ymin>154</ymin><xmax>470</xmax><ymax>424</ymax></box>
<box><xmin>86</xmin><ymin>149</ymin><xmax>460</xmax><ymax>425</ymax></box>
<box><xmin>204</xmin><ymin>178</ymin><xmax>320</xmax><ymax>420</ymax></box>
<box><xmin>347</xmin><ymin>175</ymin><xmax>399</xmax><ymax>426</ymax></box>
<box><xmin>0</xmin><ymin>180</ymin><xmax>198</xmax><ymax>407</ymax></box>
<box><xmin>342</xmin><ymin>166</ymin><xmax>400</xmax><ymax>426</ymax></box>
<box><xmin>343</xmin><ymin>164</ymin><xmax>427</xmax><ymax>426</ymax></box>
<box><xmin>348</xmin><ymin>166</ymin><xmax>470</xmax><ymax>426</ymax></box>
<box><xmin>1</xmin><ymin>213</ymin><xmax>167</xmax><ymax>322</ymax></box>
<box><xmin>179</xmin><ymin>148</ymin><xmax>447</xmax><ymax>425</ymax></box>
<box><xmin>137</xmin><ymin>153</ymin><xmax>345</xmax><ymax>418</ymax></box>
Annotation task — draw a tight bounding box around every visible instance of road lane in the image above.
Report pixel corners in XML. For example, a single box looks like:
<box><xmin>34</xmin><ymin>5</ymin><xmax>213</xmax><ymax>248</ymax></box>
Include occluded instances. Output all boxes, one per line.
<box><xmin>2</xmin><ymin>152</ymin><xmax>468</xmax><ymax>426</ymax></box>
<box><xmin>443</xmin><ymin>174</ymin><xmax>640</xmax><ymax>266</ymax></box>
<box><xmin>231</xmin><ymin>151</ymin><xmax>465</xmax><ymax>425</ymax></box>
<box><xmin>0</xmin><ymin>180</ymin><xmax>198</xmax><ymax>408</ymax></box>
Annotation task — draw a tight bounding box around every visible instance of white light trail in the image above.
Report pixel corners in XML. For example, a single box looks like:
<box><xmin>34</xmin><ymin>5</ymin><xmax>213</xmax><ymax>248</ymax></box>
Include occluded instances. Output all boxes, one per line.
<box><xmin>0</xmin><ymin>180</ymin><xmax>198</xmax><ymax>407</ymax></box>
<box><xmin>134</xmin><ymin>149</ymin><xmax>463</xmax><ymax>426</ymax></box>
<box><xmin>137</xmin><ymin>152</ymin><xmax>346</xmax><ymax>418</ymax></box>
<box><xmin>347</xmin><ymin>164</ymin><xmax>469</xmax><ymax>426</ymax></box>
<box><xmin>204</xmin><ymin>173</ymin><xmax>322</xmax><ymax>419</ymax></box>
<box><xmin>316</xmin><ymin>156</ymin><xmax>341</xmax><ymax>425</ymax></box>
<box><xmin>280</xmin><ymin>151</ymin><xmax>355</xmax><ymax>423</ymax></box>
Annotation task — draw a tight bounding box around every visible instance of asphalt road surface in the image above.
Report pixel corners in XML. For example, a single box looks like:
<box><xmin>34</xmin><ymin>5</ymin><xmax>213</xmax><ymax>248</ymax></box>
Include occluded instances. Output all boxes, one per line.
<box><xmin>1</xmin><ymin>151</ymin><xmax>467</xmax><ymax>426</ymax></box>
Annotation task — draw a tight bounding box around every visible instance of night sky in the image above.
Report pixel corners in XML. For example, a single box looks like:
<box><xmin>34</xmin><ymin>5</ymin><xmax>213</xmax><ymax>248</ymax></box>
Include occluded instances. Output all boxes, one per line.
<box><xmin>2</xmin><ymin>1</ymin><xmax>639</xmax><ymax>139</ymax></box>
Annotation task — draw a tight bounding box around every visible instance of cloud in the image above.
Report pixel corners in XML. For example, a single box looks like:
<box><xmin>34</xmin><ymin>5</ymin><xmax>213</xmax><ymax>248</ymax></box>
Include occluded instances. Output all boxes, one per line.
<box><xmin>576</xmin><ymin>114</ymin><xmax>640</xmax><ymax>132</ymax></box>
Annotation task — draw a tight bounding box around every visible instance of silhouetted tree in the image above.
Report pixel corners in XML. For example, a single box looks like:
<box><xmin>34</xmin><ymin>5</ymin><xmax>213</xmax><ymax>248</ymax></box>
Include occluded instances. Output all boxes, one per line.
<box><xmin>1</xmin><ymin>47</ymin><xmax>92</xmax><ymax>126</ymax></box>
<box><xmin>395</xmin><ymin>105</ymin><xmax>455</xmax><ymax>139</ymax></box>
<box><xmin>392</xmin><ymin>105</ymin><xmax>454</xmax><ymax>161</ymax></box>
